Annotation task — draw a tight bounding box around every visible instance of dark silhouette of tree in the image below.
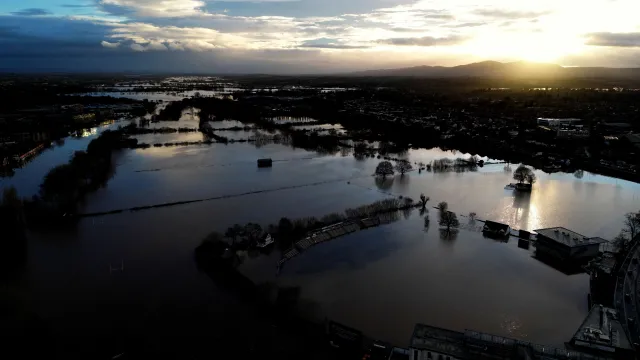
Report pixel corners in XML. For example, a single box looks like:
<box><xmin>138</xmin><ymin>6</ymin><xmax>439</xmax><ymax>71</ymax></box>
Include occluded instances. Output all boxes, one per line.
<box><xmin>277</xmin><ymin>218</ymin><xmax>294</xmax><ymax>250</ymax></box>
<box><xmin>525</xmin><ymin>172</ymin><xmax>537</xmax><ymax>185</ymax></box>
<box><xmin>394</xmin><ymin>160</ymin><xmax>413</xmax><ymax>175</ymax></box>
<box><xmin>1</xmin><ymin>186</ymin><xmax>27</xmax><ymax>272</ymax></box>
<box><xmin>438</xmin><ymin>201</ymin><xmax>448</xmax><ymax>212</ymax></box>
<box><xmin>419</xmin><ymin>193</ymin><xmax>430</xmax><ymax>209</ymax></box>
<box><xmin>244</xmin><ymin>223</ymin><xmax>263</xmax><ymax>244</ymax></box>
<box><xmin>622</xmin><ymin>211</ymin><xmax>640</xmax><ymax>240</ymax></box>
<box><xmin>375</xmin><ymin>161</ymin><xmax>395</xmax><ymax>177</ymax></box>
<box><xmin>439</xmin><ymin>211</ymin><xmax>460</xmax><ymax>232</ymax></box>
<box><xmin>612</xmin><ymin>210</ymin><xmax>640</xmax><ymax>252</ymax></box>
<box><xmin>574</xmin><ymin>170</ymin><xmax>584</xmax><ymax>179</ymax></box>
<box><xmin>513</xmin><ymin>165</ymin><xmax>535</xmax><ymax>184</ymax></box>
<box><xmin>225</xmin><ymin>224</ymin><xmax>244</xmax><ymax>245</ymax></box>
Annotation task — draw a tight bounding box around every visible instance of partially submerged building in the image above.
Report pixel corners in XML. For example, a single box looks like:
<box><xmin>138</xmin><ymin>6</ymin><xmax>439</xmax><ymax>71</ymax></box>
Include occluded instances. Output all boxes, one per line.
<box><xmin>534</xmin><ymin>227</ymin><xmax>606</xmax><ymax>263</ymax></box>
<box><xmin>482</xmin><ymin>220</ymin><xmax>511</xmax><ymax>239</ymax></box>
<box><xmin>408</xmin><ymin>322</ymin><xmax>624</xmax><ymax>360</ymax></box>
<box><xmin>566</xmin><ymin>305</ymin><xmax>634</xmax><ymax>359</ymax></box>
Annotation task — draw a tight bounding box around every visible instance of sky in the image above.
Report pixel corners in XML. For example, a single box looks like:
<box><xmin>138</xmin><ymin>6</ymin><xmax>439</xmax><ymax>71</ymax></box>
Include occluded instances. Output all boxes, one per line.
<box><xmin>1</xmin><ymin>0</ymin><xmax>640</xmax><ymax>73</ymax></box>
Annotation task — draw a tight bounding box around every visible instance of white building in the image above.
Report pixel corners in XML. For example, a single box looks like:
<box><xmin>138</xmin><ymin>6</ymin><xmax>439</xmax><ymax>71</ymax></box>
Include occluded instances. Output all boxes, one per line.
<box><xmin>537</xmin><ymin>118</ymin><xmax>582</xmax><ymax>127</ymax></box>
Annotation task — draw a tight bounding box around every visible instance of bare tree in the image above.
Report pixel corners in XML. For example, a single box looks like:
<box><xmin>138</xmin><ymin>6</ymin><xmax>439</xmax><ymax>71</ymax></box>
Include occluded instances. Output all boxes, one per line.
<box><xmin>419</xmin><ymin>193</ymin><xmax>430</xmax><ymax>209</ymax></box>
<box><xmin>622</xmin><ymin>211</ymin><xmax>640</xmax><ymax>240</ymax></box>
<box><xmin>612</xmin><ymin>211</ymin><xmax>640</xmax><ymax>252</ymax></box>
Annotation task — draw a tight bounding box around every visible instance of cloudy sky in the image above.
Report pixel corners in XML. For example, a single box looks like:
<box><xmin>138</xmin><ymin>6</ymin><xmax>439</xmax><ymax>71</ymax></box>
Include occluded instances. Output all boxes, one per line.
<box><xmin>1</xmin><ymin>0</ymin><xmax>640</xmax><ymax>73</ymax></box>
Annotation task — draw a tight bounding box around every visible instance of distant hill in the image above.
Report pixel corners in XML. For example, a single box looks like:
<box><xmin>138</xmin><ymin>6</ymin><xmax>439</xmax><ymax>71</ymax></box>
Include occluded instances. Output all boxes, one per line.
<box><xmin>351</xmin><ymin>61</ymin><xmax>640</xmax><ymax>79</ymax></box>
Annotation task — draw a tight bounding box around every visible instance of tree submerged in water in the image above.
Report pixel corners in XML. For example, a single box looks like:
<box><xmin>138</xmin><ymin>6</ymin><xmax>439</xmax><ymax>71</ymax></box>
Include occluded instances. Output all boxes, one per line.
<box><xmin>437</xmin><ymin>201</ymin><xmax>459</xmax><ymax>233</ymax></box>
<box><xmin>375</xmin><ymin>161</ymin><xmax>395</xmax><ymax>177</ymax></box>
<box><xmin>439</xmin><ymin>211</ymin><xmax>460</xmax><ymax>232</ymax></box>
<box><xmin>513</xmin><ymin>165</ymin><xmax>536</xmax><ymax>185</ymax></box>
<box><xmin>394</xmin><ymin>160</ymin><xmax>413</xmax><ymax>175</ymax></box>
<box><xmin>419</xmin><ymin>194</ymin><xmax>430</xmax><ymax>209</ymax></box>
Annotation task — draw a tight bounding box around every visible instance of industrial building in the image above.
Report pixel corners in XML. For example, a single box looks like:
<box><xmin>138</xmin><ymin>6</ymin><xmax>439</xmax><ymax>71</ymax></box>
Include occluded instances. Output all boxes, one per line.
<box><xmin>534</xmin><ymin>227</ymin><xmax>606</xmax><ymax>262</ymax></box>
<box><xmin>566</xmin><ymin>305</ymin><xmax>634</xmax><ymax>359</ymax></box>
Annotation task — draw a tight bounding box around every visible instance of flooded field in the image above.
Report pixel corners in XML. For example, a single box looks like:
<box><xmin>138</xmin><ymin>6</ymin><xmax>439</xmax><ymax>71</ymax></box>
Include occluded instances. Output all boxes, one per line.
<box><xmin>16</xmin><ymin>137</ymin><xmax>640</xmax><ymax>348</ymax></box>
<box><xmin>0</xmin><ymin>121</ymin><xmax>122</xmax><ymax>197</ymax></box>
<box><xmin>5</xmin><ymin>90</ymin><xmax>640</xmax><ymax>351</ymax></box>
<box><xmin>275</xmin><ymin>217</ymin><xmax>589</xmax><ymax>347</ymax></box>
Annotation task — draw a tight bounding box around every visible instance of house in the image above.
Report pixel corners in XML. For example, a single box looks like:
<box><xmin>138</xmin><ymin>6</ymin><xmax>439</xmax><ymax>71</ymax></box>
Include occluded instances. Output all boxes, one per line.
<box><xmin>534</xmin><ymin>227</ymin><xmax>606</xmax><ymax>263</ymax></box>
<box><xmin>482</xmin><ymin>220</ymin><xmax>511</xmax><ymax>239</ymax></box>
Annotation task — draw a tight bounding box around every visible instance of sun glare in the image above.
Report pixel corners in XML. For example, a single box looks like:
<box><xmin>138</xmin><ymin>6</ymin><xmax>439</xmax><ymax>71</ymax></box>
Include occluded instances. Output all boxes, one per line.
<box><xmin>464</xmin><ymin>31</ymin><xmax>584</xmax><ymax>63</ymax></box>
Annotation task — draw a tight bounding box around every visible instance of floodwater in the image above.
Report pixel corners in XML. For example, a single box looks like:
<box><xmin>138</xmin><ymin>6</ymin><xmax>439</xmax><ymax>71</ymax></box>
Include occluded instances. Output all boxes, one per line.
<box><xmin>275</xmin><ymin>216</ymin><xmax>588</xmax><ymax>347</ymax></box>
<box><xmin>5</xmin><ymin>99</ymin><xmax>640</xmax><ymax>352</ymax></box>
<box><xmin>0</xmin><ymin>121</ymin><xmax>122</xmax><ymax>197</ymax></box>
<box><xmin>81</xmin><ymin>90</ymin><xmax>231</xmax><ymax>102</ymax></box>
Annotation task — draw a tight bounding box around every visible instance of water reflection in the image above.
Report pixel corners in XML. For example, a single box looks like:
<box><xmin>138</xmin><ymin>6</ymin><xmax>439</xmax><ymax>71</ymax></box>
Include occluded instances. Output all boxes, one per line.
<box><xmin>374</xmin><ymin>176</ymin><xmax>394</xmax><ymax>191</ymax></box>
<box><xmin>439</xmin><ymin>228</ymin><xmax>459</xmax><ymax>242</ymax></box>
<box><xmin>278</xmin><ymin>217</ymin><xmax>589</xmax><ymax>346</ymax></box>
<box><xmin>396</xmin><ymin>173</ymin><xmax>411</xmax><ymax>190</ymax></box>
<box><xmin>283</xmin><ymin>212</ymin><xmax>403</xmax><ymax>276</ymax></box>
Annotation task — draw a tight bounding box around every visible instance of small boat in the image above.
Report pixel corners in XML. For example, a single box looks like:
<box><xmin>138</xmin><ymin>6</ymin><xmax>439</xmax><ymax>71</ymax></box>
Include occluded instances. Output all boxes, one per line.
<box><xmin>504</xmin><ymin>183</ymin><xmax>516</xmax><ymax>189</ymax></box>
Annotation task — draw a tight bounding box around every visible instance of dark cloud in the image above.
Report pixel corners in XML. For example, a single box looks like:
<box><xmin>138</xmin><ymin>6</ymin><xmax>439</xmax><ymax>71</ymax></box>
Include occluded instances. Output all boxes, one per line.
<box><xmin>0</xmin><ymin>15</ymin><xmax>113</xmax><ymax>58</ymax></box>
<box><xmin>378</xmin><ymin>35</ymin><xmax>465</xmax><ymax>46</ymax></box>
<box><xmin>10</xmin><ymin>8</ymin><xmax>52</xmax><ymax>16</ymax></box>
<box><xmin>473</xmin><ymin>9</ymin><xmax>550</xmax><ymax>19</ymax></box>
<box><xmin>586</xmin><ymin>32</ymin><xmax>640</xmax><ymax>47</ymax></box>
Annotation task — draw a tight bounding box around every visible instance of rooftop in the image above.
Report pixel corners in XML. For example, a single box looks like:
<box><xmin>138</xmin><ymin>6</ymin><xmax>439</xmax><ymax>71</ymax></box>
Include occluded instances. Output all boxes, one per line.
<box><xmin>570</xmin><ymin>305</ymin><xmax>633</xmax><ymax>352</ymax></box>
<box><xmin>534</xmin><ymin>227</ymin><xmax>606</xmax><ymax>248</ymax></box>
<box><xmin>623</xmin><ymin>133</ymin><xmax>640</xmax><ymax>144</ymax></box>
<box><xmin>410</xmin><ymin>324</ymin><xmax>466</xmax><ymax>358</ymax></box>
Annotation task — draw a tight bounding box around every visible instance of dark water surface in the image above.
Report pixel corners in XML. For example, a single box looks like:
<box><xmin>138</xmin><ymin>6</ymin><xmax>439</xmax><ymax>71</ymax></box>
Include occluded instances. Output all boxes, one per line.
<box><xmin>4</xmin><ymin>111</ymin><xmax>640</xmax><ymax>351</ymax></box>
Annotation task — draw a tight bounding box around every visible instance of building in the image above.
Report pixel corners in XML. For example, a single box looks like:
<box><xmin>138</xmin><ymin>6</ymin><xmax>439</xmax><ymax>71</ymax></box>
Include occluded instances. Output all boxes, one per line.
<box><xmin>409</xmin><ymin>324</ymin><xmax>466</xmax><ymax>360</ymax></box>
<box><xmin>482</xmin><ymin>220</ymin><xmax>511</xmax><ymax>240</ymax></box>
<box><xmin>537</xmin><ymin>118</ymin><xmax>582</xmax><ymax>127</ymax></box>
<box><xmin>409</xmin><ymin>323</ymin><xmax>615</xmax><ymax>360</ymax></box>
<box><xmin>534</xmin><ymin>227</ymin><xmax>606</xmax><ymax>262</ymax></box>
<box><xmin>557</xmin><ymin>128</ymin><xmax>590</xmax><ymax>139</ymax></box>
<box><xmin>621</xmin><ymin>134</ymin><xmax>640</xmax><ymax>150</ymax></box>
<box><xmin>566</xmin><ymin>305</ymin><xmax>634</xmax><ymax>359</ymax></box>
